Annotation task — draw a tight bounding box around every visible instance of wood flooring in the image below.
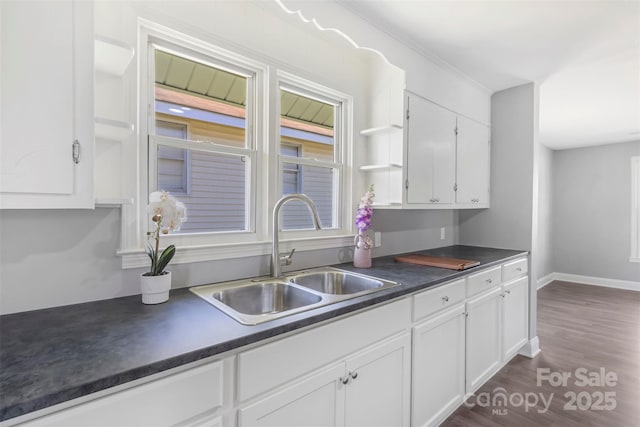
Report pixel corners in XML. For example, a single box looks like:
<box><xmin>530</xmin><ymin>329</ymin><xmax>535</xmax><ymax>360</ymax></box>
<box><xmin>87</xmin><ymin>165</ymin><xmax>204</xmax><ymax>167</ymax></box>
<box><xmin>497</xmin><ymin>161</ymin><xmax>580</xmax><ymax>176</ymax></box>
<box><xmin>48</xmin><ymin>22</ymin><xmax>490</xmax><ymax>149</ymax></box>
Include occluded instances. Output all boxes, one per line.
<box><xmin>442</xmin><ymin>281</ymin><xmax>640</xmax><ymax>427</ymax></box>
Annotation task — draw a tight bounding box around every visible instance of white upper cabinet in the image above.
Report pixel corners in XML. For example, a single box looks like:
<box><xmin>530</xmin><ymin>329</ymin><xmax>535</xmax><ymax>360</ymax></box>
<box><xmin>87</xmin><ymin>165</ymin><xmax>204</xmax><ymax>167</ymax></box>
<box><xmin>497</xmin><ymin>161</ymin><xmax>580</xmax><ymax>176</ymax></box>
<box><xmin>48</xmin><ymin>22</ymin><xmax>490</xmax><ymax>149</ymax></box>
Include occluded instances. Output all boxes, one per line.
<box><xmin>456</xmin><ymin>115</ymin><xmax>490</xmax><ymax>206</ymax></box>
<box><xmin>0</xmin><ymin>0</ymin><xmax>94</xmax><ymax>209</ymax></box>
<box><xmin>400</xmin><ymin>92</ymin><xmax>490</xmax><ymax>210</ymax></box>
<box><xmin>405</xmin><ymin>94</ymin><xmax>456</xmax><ymax>206</ymax></box>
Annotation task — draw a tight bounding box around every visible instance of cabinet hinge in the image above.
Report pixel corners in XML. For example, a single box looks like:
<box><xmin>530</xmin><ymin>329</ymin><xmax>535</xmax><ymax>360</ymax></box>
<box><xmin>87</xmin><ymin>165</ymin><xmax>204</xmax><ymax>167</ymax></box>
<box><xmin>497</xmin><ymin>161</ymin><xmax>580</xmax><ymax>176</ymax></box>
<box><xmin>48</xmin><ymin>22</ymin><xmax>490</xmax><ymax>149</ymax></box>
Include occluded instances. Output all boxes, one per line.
<box><xmin>453</xmin><ymin>183</ymin><xmax>458</xmax><ymax>192</ymax></box>
<box><xmin>464</xmin><ymin>311</ymin><xmax>469</xmax><ymax>318</ymax></box>
<box><xmin>405</xmin><ymin>179</ymin><xmax>409</xmax><ymax>189</ymax></box>
<box><xmin>72</xmin><ymin>140</ymin><xmax>80</xmax><ymax>164</ymax></box>
<box><xmin>406</xmin><ymin>108</ymin><xmax>410</xmax><ymax>120</ymax></box>
<box><xmin>454</xmin><ymin>127</ymin><xmax>458</xmax><ymax>136</ymax></box>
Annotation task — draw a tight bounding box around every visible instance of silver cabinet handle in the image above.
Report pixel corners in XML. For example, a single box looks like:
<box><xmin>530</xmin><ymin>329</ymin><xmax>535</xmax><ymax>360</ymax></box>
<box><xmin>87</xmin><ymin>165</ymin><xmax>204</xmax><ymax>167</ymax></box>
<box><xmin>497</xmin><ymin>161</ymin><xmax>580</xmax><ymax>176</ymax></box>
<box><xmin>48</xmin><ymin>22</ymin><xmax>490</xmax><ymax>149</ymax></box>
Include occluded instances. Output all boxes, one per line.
<box><xmin>442</xmin><ymin>296</ymin><xmax>449</xmax><ymax>303</ymax></box>
<box><xmin>486</xmin><ymin>278</ymin><xmax>492</xmax><ymax>284</ymax></box>
<box><xmin>500</xmin><ymin>293</ymin><xmax>506</xmax><ymax>298</ymax></box>
<box><xmin>350</xmin><ymin>371</ymin><xmax>358</xmax><ymax>380</ymax></box>
<box><xmin>516</xmin><ymin>267</ymin><xmax>522</xmax><ymax>272</ymax></box>
<box><xmin>505</xmin><ymin>290</ymin><xmax>511</xmax><ymax>295</ymax></box>
<box><xmin>340</xmin><ymin>375</ymin><xmax>350</xmax><ymax>385</ymax></box>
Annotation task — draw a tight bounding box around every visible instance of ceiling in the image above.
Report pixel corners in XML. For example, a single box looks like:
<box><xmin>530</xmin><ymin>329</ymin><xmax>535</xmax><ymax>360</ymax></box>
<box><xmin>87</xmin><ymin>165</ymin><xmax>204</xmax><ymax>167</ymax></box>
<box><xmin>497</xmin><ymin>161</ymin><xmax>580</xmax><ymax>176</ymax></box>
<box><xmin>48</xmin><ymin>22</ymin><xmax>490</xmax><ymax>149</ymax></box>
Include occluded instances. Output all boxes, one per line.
<box><xmin>337</xmin><ymin>0</ymin><xmax>640</xmax><ymax>150</ymax></box>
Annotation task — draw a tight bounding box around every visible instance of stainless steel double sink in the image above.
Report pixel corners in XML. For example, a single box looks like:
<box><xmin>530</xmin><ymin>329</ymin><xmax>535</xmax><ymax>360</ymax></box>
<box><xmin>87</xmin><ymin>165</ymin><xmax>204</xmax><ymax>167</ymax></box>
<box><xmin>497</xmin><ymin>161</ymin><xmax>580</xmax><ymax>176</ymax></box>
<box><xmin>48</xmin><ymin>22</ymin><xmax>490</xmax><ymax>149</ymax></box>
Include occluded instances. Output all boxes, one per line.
<box><xmin>190</xmin><ymin>267</ymin><xmax>400</xmax><ymax>325</ymax></box>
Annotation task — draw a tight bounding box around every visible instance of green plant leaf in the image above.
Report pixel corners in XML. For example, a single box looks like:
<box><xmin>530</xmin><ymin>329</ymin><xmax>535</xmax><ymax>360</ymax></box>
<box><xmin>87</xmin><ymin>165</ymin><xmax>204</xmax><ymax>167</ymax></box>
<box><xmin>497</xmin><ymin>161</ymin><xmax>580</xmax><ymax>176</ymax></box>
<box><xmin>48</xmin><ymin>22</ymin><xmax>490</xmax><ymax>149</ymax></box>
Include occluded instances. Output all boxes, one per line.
<box><xmin>155</xmin><ymin>244</ymin><xmax>176</xmax><ymax>275</ymax></box>
<box><xmin>145</xmin><ymin>243</ymin><xmax>157</xmax><ymax>275</ymax></box>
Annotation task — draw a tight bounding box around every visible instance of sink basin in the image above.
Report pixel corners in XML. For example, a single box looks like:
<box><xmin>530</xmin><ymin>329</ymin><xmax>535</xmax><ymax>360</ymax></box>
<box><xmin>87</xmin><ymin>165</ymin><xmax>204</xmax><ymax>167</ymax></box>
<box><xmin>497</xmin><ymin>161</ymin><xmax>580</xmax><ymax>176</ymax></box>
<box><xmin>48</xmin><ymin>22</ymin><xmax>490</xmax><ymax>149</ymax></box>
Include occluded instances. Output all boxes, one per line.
<box><xmin>190</xmin><ymin>268</ymin><xmax>400</xmax><ymax>325</ymax></box>
<box><xmin>289</xmin><ymin>269</ymin><xmax>385</xmax><ymax>295</ymax></box>
<box><xmin>191</xmin><ymin>280</ymin><xmax>324</xmax><ymax>325</ymax></box>
<box><xmin>213</xmin><ymin>282</ymin><xmax>321</xmax><ymax>315</ymax></box>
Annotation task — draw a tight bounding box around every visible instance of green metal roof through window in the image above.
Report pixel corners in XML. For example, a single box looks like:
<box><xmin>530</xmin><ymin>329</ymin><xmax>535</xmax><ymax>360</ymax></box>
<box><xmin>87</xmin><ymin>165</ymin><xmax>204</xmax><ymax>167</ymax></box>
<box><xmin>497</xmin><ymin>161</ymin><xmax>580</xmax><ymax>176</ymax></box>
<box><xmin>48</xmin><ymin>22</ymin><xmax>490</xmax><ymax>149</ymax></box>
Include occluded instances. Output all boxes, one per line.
<box><xmin>155</xmin><ymin>50</ymin><xmax>334</xmax><ymax>129</ymax></box>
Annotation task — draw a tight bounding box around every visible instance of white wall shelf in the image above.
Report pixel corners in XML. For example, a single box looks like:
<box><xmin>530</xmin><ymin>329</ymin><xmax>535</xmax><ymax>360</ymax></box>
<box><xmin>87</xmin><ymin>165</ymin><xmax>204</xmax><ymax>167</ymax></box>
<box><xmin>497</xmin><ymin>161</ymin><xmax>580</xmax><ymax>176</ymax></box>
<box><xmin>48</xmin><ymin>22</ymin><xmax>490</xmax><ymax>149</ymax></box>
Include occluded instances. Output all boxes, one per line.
<box><xmin>95</xmin><ymin>35</ymin><xmax>135</xmax><ymax>76</ymax></box>
<box><xmin>360</xmin><ymin>124</ymin><xmax>403</xmax><ymax>136</ymax></box>
<box><xmin>360</xmin><ymin>164</ymin><xmax>402</xmax><ymax>171</ymax></box>
<box><xmin>95</xmin><ymin>197</ymin><xmax>134</xmax><ymax>207</ymax></box>
<box><xmin>95</xmin><ymin>117</ymin><xmax>134</xmax><ymax>142</ymax></box>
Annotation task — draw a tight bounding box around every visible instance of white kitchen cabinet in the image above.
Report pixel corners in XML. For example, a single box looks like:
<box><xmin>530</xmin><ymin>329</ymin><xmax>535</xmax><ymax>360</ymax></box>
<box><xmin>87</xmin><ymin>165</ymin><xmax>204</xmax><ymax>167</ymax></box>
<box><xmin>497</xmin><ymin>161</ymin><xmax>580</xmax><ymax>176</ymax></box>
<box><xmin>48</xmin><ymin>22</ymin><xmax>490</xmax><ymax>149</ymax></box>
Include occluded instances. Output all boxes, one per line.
<box><xmin>405</xmin><ymin>94</ymin><xmax>456</xmax><ymax>206</ymax></box>
<box><xmin>239</xmin><ymin>333</ymin><xmax>411</xmax><ymax>427</ymax></box>
<box><xmin>465</xmin><ymin>286</ymin><xmax>502</xmax><ymax>393</ymax></box>
<box><xmin>501</xmin><ymin>276</ymin><xmax>529</xmax><ymax>361</ymax></box>
<box><xmin>238</xmin><ymin>363</ymin><xmax>344</xmax><ymax>427</ymax></box>
<box><xmin>412</xmin><ymin>303</ymin><xmax>466</xmax><ymax>427</ymax></box>
<box><xmin>456</xmin><ymin>116</ymin><xmax>490</xmax><ymax>206</ymax></box>
<box><xmin>0</xmin><ymin>0</ymin><xmax>94</xmax><ymax>209</ymax></box>
<box><xmin>18</xmin><ymin>359</ymin><xmax>227</xmax><ymax>427</ymax></box>
<box><xmin>401</xmin><ymin>92</ymin><xmax>490</xmax><ymax>210</ymax></box>
<box><xmin>344</xmin><ymin>333</ymin><xmax>411</xmax><ymax>427</ymax></box>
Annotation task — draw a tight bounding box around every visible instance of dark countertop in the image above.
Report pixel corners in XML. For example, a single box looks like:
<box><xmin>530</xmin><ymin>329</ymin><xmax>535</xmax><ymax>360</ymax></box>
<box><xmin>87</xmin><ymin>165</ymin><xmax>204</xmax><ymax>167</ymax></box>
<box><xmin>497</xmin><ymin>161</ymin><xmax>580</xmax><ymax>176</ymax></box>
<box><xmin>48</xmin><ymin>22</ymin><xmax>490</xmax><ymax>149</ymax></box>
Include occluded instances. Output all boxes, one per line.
<box><xmin>0</xmin><ymin>245</ymin><xmax>526</xmax><ymax>422</ymax></box>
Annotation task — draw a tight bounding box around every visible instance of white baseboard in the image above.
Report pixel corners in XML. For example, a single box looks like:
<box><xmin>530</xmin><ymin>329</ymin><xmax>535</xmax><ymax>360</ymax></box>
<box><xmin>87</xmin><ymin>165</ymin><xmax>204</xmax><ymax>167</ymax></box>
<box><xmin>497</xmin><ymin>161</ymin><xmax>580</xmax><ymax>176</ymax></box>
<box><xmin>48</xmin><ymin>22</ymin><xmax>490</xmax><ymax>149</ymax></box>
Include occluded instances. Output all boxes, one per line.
<box><xmin>518</xmin><ymin>336</ymin><xmax>541</xmax><ymax>359</ymax></box>
<box><xmin>537</xmin><ymin>272</ymin><xmax>640</xmax><ymax>291</ymax></box>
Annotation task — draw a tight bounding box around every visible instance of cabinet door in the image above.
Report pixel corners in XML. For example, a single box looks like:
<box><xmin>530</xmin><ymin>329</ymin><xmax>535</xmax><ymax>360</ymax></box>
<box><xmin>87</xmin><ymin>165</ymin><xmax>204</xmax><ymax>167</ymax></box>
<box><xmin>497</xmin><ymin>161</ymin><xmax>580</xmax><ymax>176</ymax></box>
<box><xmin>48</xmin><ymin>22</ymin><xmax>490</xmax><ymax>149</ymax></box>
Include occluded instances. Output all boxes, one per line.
<box><xmin>405</xmin><ymin>94</ymin><xmax>456</xmax><ymax>205</ymax></box>
<box><xmin>466</xmin><ymin>286</ymin><xmax>502</xmax><ymax>393</ymax></box>
<box><xmin>456</xmin><ymin>116</ymin><xmax>490</xmax><ymax>205</ymax></box>
<box><xmin>502</xmin><ymin>276</ymin><xmax>529</xmax><ymax>360</ymax></box>
<box><xmin>0</xmin><ymin>0</ymin><xmax>94</xmax><ymax>208</ymax></box>
<box><xmin>344</xmin><ymin>333</ymin><xmax>411</xmax><ymax>427</ymax></box>
<box><xmin>239</xmin><ymin>363</ymin><xmax>344</xmax><ymax>427</ymax></box>
<box><xmin>412</xmin><ymin>304</ymin><xmax>466</xmax><ymax>427</ymax></box>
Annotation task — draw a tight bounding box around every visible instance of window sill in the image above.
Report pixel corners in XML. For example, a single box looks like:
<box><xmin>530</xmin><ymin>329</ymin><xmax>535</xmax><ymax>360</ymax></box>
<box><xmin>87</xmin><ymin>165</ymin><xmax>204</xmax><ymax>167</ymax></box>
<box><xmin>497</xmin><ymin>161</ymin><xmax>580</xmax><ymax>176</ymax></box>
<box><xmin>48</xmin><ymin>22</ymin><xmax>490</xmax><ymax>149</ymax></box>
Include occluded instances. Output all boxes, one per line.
<box><xmin>119</xmin><ymin>234</ymin><xmax>355</xmax><ymax>269</ymax></box>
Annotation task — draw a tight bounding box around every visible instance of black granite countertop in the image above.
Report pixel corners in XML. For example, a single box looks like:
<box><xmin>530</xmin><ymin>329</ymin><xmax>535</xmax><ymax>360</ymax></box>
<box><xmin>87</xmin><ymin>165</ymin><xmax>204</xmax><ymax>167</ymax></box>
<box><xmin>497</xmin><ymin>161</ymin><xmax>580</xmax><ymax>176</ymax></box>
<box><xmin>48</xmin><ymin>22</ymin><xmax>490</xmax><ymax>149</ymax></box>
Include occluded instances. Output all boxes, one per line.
<box><xmin>0</xmin><ymin>245</ymin><xmax>526</xmax><ymax>422</ymax></box>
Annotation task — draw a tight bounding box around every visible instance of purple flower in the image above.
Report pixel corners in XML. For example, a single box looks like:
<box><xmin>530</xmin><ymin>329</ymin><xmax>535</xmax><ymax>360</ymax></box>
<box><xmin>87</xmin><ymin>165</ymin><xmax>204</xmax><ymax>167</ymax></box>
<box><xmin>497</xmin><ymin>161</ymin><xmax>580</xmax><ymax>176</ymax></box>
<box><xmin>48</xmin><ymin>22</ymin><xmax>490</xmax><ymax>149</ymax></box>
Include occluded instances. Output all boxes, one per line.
<box><xmin>355</xmin><ymin>185</ymin><xmax>375</xmax><ymax>233</ymax></box>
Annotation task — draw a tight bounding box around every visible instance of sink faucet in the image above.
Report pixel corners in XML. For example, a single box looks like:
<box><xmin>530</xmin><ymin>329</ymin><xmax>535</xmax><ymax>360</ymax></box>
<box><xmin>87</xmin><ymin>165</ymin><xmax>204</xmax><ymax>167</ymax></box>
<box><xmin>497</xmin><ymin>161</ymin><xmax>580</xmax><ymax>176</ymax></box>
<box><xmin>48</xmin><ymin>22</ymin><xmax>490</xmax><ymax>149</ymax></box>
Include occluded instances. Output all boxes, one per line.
<box><xmin>271</xmin><ymin>193</ymin><xmax>322</xmax><ymax>277</ymax></box>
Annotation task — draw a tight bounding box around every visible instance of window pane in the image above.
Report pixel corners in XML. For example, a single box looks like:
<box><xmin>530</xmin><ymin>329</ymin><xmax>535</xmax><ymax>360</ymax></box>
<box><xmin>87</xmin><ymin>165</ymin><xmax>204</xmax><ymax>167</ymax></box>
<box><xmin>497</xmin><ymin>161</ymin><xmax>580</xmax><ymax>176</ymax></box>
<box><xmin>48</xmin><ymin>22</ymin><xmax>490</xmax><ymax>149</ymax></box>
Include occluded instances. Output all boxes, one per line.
<box><xmin>281</xmin><ymin>163</ymin><xmax>335</xmax><ymax>230</ymax></box>
<box><xmin>155</xmin><ymin>50</ymin><xmax>247</xmax><ymax>148</ymax></box>
<box><xmin>157</xmin><ymin>146</ymin><xmax>248</xmax><ymax>233</ymax></box>
<box><xmin>280</xmin><ymin>89</ymin><xmax>334</xmax><ymax>160</ymax></box>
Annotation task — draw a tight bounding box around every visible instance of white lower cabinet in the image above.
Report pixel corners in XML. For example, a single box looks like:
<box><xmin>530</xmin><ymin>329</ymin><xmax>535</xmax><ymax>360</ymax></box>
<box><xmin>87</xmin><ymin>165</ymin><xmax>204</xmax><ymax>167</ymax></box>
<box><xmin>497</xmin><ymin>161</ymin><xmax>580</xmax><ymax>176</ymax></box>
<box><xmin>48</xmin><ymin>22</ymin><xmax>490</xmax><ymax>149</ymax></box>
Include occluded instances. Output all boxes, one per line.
<box><xmin>465</xmin><ymin>286</ymin><xmax>503</xmax><ymax>394</ymax></box>
<box><xmin>238</xmin><ymin>364</ymin><xmax>344</xmax><ymax>427</ymax></box>
<box><xmin>18</xmin><ymin>359</ymin><xmax>227</xmax><ymax>427</ymax></box>
<box><xmin>239</xmin><ymin>333</ymin><xmax>411</xmax><ymax>427</ymax></box>
<box><xmin>501</xmin><ymin>276</ymin><xmax>529</xmax><ymax>361</ymax></box>
<box><xmin>412</xmin><ymin>304</ymin><xmax>466</xmax><ymax>427</ymax></box>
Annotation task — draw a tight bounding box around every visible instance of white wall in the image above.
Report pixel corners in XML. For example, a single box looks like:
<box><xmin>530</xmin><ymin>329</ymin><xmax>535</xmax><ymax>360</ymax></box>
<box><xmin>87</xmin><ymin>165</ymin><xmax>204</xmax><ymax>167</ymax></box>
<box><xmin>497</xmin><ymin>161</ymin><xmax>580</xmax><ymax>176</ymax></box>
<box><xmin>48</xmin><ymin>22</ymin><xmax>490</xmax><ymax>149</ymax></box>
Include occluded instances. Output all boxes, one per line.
<box><xmin>551</xmin><ymin>140</ymin><xmax>640</xmax><ymax>283</ymax></box>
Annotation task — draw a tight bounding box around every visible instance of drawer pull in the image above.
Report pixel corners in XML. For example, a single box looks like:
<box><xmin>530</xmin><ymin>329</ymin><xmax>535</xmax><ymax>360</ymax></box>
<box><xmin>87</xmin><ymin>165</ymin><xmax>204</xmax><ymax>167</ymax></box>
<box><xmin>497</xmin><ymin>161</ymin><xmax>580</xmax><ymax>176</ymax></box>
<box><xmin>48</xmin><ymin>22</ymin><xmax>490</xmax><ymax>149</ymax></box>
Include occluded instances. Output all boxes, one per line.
<box><xmin>505</xmin><ymin>290</ymin><xmax>511</xmax><ymax>295</ymax></box>
<box><xmin>516</xmin><ymin>267</ymin><xmax>522</xmax><ymax>272</ymax></box>
<box><xmin>341</xmin><ymin>375</ymin><xmax>351</xmax><ymax>385</ymax></box>
<box><xmin>486</xmin><ymin>278</ymin><xmax>493</xmax><ymax>284</ymax></box>
<box><xmin>350</xmin><ymin>371</ymin><xmax>358</xmax><ymax>380</ymax></box>
<box><xmin>442</xmin><ymin>296</ymin><xmax>449</xmax><ymax>303</ymax></box>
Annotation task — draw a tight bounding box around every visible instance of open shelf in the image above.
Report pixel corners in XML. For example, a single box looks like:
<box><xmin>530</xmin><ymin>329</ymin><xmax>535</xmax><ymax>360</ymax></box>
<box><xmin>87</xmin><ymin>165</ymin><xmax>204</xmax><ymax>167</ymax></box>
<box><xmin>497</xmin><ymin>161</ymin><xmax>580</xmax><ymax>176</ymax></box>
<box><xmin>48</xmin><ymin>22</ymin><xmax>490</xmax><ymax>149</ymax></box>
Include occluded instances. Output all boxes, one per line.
<box><xmin>95</xmin><ymin>197</ymin><xmax>134</xmax><ymax>207</ymax></box>
<box><xmin>360</xmin><ymin>124</ymin><xmax>403</xmax><ymax>136</ymax></box>
<box><xmin>95</xmin><ymin>117</ymin><xmax>134</xmax><ymax>142</ymax></box>
<box><xmin>95</xmin><ymin>35</ymin><xmax>135</xmax><ymax>76</ymax></box>
<box><xmin>360</xmin><ymin>163</ymin><xmax>402</xmax><ymax>171</ymax></box>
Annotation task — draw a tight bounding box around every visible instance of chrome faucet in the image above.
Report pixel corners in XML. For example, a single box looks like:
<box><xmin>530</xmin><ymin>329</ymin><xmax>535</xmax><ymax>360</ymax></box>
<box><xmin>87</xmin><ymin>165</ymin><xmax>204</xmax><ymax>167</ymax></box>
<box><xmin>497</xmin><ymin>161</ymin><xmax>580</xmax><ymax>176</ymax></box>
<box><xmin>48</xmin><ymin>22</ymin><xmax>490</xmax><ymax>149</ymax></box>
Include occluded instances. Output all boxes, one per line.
<box><xmin>271</xmin><ymin>194</ymin><xmax>322</xmax><ymax>277</ymax></box>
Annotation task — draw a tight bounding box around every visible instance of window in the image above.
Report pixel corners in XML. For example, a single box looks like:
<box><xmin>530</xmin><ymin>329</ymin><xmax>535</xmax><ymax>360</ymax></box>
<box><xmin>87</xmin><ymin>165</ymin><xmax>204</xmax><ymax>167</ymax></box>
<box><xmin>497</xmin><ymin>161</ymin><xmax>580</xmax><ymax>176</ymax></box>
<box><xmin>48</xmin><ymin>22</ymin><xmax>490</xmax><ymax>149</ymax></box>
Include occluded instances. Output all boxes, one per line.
<box><xmin>279</xmin><ymin>86</ymin><xmax>342</xmax><ymax>231</ymax></box>
<box><xmin>149</xmin><ymin>47</ymin><xmax>256</xmax><ymax>234</ymax></box>
<box><xmin>124</xmin><ymin>22</ymin><xmax>354</xmax><ymax>267</ymax></box>
<box><xmin>632</xmin><ymin>157</ymin><xmax>640</xmax><ymax>262</ymax></box>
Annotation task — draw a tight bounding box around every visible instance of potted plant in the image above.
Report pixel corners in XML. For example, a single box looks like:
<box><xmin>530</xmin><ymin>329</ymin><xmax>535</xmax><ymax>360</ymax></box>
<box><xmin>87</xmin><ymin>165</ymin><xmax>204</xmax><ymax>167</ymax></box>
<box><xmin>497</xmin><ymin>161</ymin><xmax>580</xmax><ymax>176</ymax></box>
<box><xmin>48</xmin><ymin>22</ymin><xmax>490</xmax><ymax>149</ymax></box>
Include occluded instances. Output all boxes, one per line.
<box><xmin>141</xmin><ymin>191</ymin><xmax>187</xmax><ymax>304</ymax></box>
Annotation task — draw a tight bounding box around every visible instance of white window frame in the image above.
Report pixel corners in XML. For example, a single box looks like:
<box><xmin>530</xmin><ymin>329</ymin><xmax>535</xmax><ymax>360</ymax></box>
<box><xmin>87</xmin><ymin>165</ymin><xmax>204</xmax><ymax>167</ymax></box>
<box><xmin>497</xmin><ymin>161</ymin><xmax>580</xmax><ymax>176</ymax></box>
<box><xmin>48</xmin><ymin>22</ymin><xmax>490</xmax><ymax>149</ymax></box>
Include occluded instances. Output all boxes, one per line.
<box><xmin>275</xmin><ymin>71</ymin><xmax>353</xmax><ymax>240</ymax></box>
<box><xmin>631</xmin><ymin>156</ymin><xmax>640</xmax><ymax>262</ymax></box>
<box><xmin>118</xmin><ymin>20</ymin><xmax>355</xmax><ymax>269</ymax></box>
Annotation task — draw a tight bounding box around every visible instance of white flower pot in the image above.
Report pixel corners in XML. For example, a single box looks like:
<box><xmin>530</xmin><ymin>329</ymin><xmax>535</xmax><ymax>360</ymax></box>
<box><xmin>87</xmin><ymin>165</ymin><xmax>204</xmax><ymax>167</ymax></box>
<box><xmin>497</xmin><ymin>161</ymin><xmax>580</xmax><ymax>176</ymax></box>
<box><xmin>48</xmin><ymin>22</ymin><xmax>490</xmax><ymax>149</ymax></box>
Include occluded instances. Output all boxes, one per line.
<box><xmin>140</xmin><ymin>271</ymin><xmax>171</xmax><ymax>304</ymax></box>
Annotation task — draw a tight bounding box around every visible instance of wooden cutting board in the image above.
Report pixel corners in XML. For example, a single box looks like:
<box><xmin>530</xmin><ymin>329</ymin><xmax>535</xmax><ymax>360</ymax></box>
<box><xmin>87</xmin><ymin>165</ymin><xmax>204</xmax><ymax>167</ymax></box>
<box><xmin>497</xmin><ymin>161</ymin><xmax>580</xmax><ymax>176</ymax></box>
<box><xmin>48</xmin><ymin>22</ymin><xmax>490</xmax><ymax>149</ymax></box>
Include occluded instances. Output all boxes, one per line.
<box><xmin>394</xmin><ymin>254</ymin><xmax>480</xmax><ymax>270</ymax></box>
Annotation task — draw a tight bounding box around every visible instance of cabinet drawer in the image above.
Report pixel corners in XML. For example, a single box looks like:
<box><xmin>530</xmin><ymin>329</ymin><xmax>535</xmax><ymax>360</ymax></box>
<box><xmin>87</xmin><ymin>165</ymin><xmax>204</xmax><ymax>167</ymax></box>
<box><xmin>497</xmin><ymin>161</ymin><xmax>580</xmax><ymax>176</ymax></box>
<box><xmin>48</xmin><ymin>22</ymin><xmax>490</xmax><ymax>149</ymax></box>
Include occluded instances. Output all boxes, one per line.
<box><xmin>502</xmin><ymin>258</ymin><xmax>528</xmax><ymax>282</ymax></box>
<box><xmin>466</xmin><ymin>266</ymin><xmax>501</xmax><ymax>297</ymax></box>
<box><xmin>413</xmin><ymin>279</ymin><xmax>465</xmax><ymax>321</ymax></box>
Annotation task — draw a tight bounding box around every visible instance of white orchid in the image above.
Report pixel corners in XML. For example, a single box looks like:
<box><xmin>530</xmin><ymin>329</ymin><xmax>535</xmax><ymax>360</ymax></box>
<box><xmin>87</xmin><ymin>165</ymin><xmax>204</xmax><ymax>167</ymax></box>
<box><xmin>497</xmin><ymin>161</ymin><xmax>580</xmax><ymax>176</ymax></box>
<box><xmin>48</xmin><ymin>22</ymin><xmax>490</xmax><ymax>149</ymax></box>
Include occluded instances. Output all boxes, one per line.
<box><xmin>145</xmin><ymin>191</ymin><xmax>187</xmax><ymax>276</ymax></box>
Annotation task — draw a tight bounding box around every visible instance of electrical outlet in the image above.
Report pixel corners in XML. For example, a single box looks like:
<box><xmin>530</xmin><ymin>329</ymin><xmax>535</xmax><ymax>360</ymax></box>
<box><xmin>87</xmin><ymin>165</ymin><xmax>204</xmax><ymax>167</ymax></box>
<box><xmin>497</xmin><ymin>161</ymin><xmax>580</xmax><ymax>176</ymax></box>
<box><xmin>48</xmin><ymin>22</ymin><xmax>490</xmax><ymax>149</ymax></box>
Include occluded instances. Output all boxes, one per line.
<box><xmin>374</xmin><ymin>231</ymin><xmax>382</xmax><ymax>247</ymax></box>
<box><xmin>440</xmin><ymin>227</ymin><xmax>446</xmax><ymax>240</ymax></box>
